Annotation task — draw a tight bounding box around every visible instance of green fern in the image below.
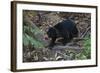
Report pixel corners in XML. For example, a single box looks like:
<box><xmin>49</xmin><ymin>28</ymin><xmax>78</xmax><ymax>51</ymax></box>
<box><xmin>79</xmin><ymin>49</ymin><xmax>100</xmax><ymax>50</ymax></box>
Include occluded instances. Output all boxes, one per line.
<box><xmin>75</xmin><ymin>36</ymin><xmax>91</xmax><ymax>60</ymax></box>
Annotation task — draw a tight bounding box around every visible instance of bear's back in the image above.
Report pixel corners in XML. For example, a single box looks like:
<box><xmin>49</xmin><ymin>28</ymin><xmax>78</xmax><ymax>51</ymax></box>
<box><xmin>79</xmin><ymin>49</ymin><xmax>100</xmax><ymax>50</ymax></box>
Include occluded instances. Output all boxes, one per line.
<box><xmin>54</xmin><ymin>19</ymin><xmax>76</xmax><ymax>32</ymax></box>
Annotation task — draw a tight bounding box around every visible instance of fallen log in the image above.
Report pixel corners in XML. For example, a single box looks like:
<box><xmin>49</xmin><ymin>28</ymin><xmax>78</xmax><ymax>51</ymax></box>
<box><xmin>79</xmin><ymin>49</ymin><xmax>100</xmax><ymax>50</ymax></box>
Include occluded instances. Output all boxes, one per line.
<box><xmin>52</xmin><ymin>45</ymin><xmax>84</xmax><ymax>54</ymax></box>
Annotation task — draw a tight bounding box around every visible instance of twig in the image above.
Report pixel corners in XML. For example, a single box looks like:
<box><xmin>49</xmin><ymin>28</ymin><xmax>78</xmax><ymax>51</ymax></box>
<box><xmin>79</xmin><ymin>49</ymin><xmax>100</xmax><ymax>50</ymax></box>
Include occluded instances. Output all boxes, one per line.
<box><xmin>72</xmin><ymin>38</ymin><xmax>85</xmax><ymax>42</ymax></box>
<box><xmin>81</xmin><ymin>26</ymin><xmax>91</xmax><ymax>38</ymax></box>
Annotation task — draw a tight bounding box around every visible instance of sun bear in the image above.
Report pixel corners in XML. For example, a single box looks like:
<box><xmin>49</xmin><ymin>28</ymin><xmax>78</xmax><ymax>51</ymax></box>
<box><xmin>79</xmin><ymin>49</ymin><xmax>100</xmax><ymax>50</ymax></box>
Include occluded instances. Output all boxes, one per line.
<box><xmin>47</xmin><ymin>19</ymin><xmax>78</xmax><ymax>49</ymax></box>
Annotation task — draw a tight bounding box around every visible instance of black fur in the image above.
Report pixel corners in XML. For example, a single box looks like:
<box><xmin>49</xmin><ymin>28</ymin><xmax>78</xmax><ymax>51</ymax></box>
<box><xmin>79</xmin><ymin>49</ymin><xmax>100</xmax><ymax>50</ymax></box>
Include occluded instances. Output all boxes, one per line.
<box><xmin>47</xmin><ymin>19</ymin><xmax>78</xmax><ymax>49</ymax></box>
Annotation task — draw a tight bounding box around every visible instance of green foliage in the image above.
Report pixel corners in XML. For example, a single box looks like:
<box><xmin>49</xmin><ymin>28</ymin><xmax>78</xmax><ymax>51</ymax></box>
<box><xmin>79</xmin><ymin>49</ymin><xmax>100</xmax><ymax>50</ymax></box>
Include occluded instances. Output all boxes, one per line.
<box><xmin>23</xmin><ymin>33</ymin><xmax>45</xmax><ymax>49</ymax></box>
<box><xmin>75</xmin><ymin>36</ymin><xmax>91</xmax><ymax>60</ymax></box>
<box><xmin>23</xmin><ymin>19</ymin><xmax>46</xmax><ymax>49</ymax></box>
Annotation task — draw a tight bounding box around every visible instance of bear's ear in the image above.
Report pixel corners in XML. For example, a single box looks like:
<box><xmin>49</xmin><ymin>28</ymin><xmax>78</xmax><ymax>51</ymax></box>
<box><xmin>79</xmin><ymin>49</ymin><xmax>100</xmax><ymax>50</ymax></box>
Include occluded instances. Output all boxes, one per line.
<box><xmin>45</xmin><ymin>25</ymin><xmax>52</xmax><ymax>32</ymax></box>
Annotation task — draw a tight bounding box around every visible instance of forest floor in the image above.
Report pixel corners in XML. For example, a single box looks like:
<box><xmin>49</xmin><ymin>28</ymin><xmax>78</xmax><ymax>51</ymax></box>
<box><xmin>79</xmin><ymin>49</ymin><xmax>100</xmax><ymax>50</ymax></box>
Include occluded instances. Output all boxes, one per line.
<box><xmin>23</xmin><ymin>11</ymin><xmax>91</xmax><ymax>62</ymax></box>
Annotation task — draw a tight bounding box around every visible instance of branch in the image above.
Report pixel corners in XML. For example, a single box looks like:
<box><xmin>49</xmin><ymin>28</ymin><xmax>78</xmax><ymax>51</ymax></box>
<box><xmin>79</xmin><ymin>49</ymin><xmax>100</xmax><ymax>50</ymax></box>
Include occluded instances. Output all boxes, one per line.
<box><xmin>53</xmin><ymin>45</ymin><xmax>83</xmax><ymax>49</ymax></box>
<box><xmin>81</xmin><ymin>26</ymin><xmax>91</xmax><ymax>38</ymax></box>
